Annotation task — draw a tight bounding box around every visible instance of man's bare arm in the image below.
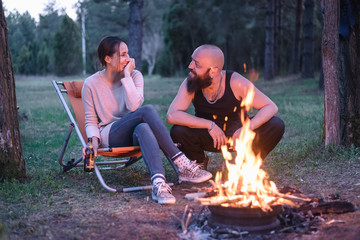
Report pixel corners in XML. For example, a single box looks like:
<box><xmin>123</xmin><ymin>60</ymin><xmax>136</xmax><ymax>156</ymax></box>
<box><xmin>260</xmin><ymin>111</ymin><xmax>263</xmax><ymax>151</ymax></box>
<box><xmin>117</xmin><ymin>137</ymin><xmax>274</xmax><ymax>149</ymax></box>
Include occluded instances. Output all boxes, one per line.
<box><xmin>167</xmin><ymin>80</ymin><xmax>213</xmax><ymax>129</ymax></box>
<box><xmin>167</xmin><ymin>80</ymin><xmax>227</xmax><ymax>149</ymax></box>
<box><xmin>231</xmin><ymin>72</ymin><xmax>278</xmax><ymax>141</ymax></box>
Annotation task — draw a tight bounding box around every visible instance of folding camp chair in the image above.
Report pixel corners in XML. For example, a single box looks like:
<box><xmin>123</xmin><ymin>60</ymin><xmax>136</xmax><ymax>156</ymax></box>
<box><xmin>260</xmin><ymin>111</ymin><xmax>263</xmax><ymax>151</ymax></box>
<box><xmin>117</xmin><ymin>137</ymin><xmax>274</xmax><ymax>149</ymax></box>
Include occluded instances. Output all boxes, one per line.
<box><xmin>52</xmin><ymin>80</ymin><xmax>179</xmax><ymax>193</ymax></box>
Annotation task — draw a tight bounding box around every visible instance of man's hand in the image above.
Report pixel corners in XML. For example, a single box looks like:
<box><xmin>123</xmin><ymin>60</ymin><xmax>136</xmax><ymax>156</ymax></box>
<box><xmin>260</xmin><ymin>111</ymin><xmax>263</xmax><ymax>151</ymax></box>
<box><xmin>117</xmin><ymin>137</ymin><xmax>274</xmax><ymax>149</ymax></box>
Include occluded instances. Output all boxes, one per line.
<box><xmin>209</xmin><ymin>123</ymin><xmax>226</xmax><ymax>150</ymax></box>
<box><xmin>231</xmin><ymin>127</ymin><xmax>243</xmax><ymax>147</ymax></box>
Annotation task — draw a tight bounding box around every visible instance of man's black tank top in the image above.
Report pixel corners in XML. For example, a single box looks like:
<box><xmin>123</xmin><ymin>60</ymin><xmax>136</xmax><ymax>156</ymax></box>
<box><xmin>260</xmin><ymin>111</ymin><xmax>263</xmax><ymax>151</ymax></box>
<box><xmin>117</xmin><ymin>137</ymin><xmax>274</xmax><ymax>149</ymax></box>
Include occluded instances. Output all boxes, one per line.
<box><xmin>193</xmin><ymin>70</ymin><xmax>246</xmax><ymax>135</ymax></box>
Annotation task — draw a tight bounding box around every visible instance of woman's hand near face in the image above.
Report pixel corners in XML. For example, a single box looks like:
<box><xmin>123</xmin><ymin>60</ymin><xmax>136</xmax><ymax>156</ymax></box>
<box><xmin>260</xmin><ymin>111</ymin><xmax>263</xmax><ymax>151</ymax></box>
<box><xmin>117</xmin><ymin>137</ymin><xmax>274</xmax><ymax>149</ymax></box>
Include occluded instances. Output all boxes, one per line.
<box><xmin>123</xmin><ymin>58</ymin><xmax>135</xmax><ymax>77</ymax></box>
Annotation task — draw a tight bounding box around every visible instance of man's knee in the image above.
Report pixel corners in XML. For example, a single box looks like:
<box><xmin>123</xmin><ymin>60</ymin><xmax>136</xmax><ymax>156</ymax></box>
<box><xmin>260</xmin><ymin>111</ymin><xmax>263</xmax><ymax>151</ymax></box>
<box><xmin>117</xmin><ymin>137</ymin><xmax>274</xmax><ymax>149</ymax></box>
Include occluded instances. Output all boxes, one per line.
<box><xmin>255</xmin><ymin>116</ymin><xmax>285</xmax><ymax>147</ymax></box>
<box><xmin>170</xmin><ymin>125</ymin><xmax>186</xmax><ymax>141</ymax></box>
<box><xmin>270</xmin><ymin>116</ymin><xmax>285</xmax><ymax>137</ymax></box>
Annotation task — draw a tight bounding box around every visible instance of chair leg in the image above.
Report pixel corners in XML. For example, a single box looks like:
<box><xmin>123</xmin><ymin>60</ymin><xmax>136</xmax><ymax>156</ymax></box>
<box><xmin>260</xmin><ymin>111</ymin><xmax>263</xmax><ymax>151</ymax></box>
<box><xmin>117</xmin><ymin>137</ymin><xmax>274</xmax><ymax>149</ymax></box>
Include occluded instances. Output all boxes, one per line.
<box><xmin>124</xmin><ymin>156</ymin><xmax>143</xmax><ymax>167</ymax></box>
<box><xmin>58</xmin><ymin>123</ymin><xmax>86</xmax><ymax>172</ymax></box>
<box><xmin>63</xmin><ymin>156</ymin><xmax>83</xmax><ymax>172</ymax></box>
<box><xmin>94</xmin><ymin>165</ymin><xmax>117</xmax><ymax>192</ymax></box>
<box><xmin>58</xmin><ymin>123</ymin><xmax>74</xmax><ymax>167</ymax></box>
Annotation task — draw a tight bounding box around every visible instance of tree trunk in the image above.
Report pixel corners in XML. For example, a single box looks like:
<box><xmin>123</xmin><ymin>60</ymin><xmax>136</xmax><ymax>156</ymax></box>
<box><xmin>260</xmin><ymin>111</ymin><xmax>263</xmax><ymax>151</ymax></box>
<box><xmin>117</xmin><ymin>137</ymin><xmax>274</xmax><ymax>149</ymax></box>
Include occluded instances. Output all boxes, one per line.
<box><xmin>289</xmin><ymin>0</ymin><xmax>303</xmax><ymax>74</ymax></box>
<box><xmin>321</xmin><ymin>0</ymin><xmax>340</xmax><ymax>146</ymax></box>
<box><xmin>264</xmin><ymin>0</ymin><xmax>275</xmax><ymax>81</ymax></box>
<box><xmin>349</xmin><ymin>0</ymin><xmax>360</xmax><ymax>147</ymax></box>
<box><xmin>128</xmin><ymin>0</ymin><xmax>143</xmax><ymax>71</ymax></box>
<box><xmin>318</xmin><ymin>64</ymin><xmax>324</xmax><ymax>90</ymax></box>
<box><xmin>0</xmin><ymin>1</ymin><xmax>26</xmax><ymax>180</ymax></box>
<box><xmin>338</xmin><ymin>0</ymin><xmax>360</xmax><ymax>146</ymax></box>
<box><xmin>301</xmin><ymin>0</ymin><xmax>315</xmax><ymax>78</ymax></box>
<box><xmin>274</xmin><ymin>0</ymin><xmax>283</xmax><ymax>75</ymax></box>
<box><xmin>319</xmin><ymin>9</ymin><xmax>325</xmax><ymax>90</ymax></box>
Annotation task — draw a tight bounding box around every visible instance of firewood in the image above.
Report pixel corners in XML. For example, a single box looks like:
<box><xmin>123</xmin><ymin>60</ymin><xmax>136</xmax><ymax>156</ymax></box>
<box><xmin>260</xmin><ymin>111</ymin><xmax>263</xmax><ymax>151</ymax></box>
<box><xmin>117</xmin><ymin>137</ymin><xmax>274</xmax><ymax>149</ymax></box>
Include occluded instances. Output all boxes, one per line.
<box><xmin>275</xmin><ymin>193</ymin><xmax>312</xmax><ymax>203</ymax></box>
<box><xmin>195</xmin><ymin>195</ymin><xmax>246</xmax><ymax>206</ymax></box>
<box><xmin>298</xmin><ymin>200</ymin><xmax>355</xmax><ymax>214</ymax></box>
<box><xmin>326</xmin><ymin>219</ymin><xmax>346</xmax><ymax>224</ymax></box>
<box><xmin>184</xmin><ymin>192</ymin><xmax>207</xmax><ymax>201</ymax></box>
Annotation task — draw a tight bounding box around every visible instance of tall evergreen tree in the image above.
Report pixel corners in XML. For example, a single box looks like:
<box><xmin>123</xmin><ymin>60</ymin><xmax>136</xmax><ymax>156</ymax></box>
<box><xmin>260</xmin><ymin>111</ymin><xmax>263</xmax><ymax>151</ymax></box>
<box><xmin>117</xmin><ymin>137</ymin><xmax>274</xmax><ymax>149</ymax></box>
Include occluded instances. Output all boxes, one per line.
<box><xmin>37</xmin><ymin>5</ymin><xmax>62</xmax><ymax>73</ymax></box>
<box><xmin>128</xmin><ymin>0</ymin><xmax>143</xmax><ymax>71</ymax></box>
<box><xmin>53</xmin><ymin>15</ymin><xmax>82</xmax><ymax>76</ymax></box>
<box><xmin>338</xmin><ymin>0</ymin><xmax>360</xmax><ymax>146</ymax></box>
<box><xmin>289</xmin><ymin>0</ymin><xmax>303</xmax><ymax>74</ymax></box>
<box><xmin>264</xmin><ymin>0</ymin><xmax>275</xmax><ymax>81</ymax></box>
<box><xmin>322</xmin><ymin>0</ymin><xmax>340</xmax><ymax>146</ymax></box>
<box><xmin>301</xmin><ymin>0</ymin><xmax>315</xmax><ymax>78</ymax></box>
<box><xmin>274</xmin><ymin>0</ymin><xmax>283</xmax><ymax>75</ymax></box>
<box><xmin>5</xmin><ymin>11</ymin><xmax>37</xmax><ymax>74</ymax></box>
<box><xmin>161</xmin><ymin>0</ymin><xmax>207</xmax><ymax>76</ymax></box>
<box><xmin>80</xmin><ymin>0</ymin><xmax>128</xmax><ymax>72</ymax></box>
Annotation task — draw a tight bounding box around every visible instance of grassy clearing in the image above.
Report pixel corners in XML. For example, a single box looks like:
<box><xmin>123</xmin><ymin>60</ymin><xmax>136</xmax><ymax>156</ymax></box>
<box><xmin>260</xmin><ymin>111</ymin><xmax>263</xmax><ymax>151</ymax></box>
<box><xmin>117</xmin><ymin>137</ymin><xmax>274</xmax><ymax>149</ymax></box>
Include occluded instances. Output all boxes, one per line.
<box><xmin>1</xmin><ymin>73</ymin><xmax>360</xmax><ymax>237</ymax></box>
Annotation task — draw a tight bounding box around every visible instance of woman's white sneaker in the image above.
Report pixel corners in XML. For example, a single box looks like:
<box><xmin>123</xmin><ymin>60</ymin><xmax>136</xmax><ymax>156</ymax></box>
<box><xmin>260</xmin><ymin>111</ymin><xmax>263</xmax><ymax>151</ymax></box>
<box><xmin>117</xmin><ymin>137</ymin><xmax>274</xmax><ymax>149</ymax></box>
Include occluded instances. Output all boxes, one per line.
<box><xmin>178</xmin><ymin>160</ymin><xmax>212</xmax><ymax>183</ymax></box>
<box><xmin>152</xmin><ymin>182</ymin><xmax>176</xmax><ymax>205</ymax></box>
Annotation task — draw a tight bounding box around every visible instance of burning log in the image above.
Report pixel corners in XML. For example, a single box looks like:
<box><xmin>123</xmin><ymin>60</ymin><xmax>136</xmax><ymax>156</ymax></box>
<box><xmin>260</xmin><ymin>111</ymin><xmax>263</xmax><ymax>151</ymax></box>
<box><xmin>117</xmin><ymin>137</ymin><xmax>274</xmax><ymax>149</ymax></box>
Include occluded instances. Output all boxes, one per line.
<box><xmin>193</xmin><ymin>189</ymin><xmax>312</xmax><ymax>209</ymax></box>
<box><xmin>196</xmin><ymin>194</ymin><xmax>248</xmax><ymax>206</ymax></box>
<box><xmin>275</xmin><ymin>192</ymin><xmax>312</xmax><ymax>204</ymax></box>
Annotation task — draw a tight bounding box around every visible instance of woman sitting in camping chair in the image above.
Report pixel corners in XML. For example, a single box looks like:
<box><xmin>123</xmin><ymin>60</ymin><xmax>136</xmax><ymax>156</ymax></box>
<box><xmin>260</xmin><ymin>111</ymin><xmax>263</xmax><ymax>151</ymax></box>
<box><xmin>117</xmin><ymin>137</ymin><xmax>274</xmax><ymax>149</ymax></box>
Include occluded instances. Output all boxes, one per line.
<box><xmin>82</xmin><ymin>36</ymin><xmax>212</xmax><ymax>205</ymax></box>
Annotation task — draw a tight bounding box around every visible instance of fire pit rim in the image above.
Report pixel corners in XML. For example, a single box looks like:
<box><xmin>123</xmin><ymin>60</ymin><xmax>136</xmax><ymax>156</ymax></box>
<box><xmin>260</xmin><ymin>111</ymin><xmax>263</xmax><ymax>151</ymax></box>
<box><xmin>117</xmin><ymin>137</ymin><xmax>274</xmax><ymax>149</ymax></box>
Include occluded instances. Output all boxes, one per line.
<box><xmin>207</xmin><ymin>204</ymin><xmax>283</xmax><ymax>232</ymax></box>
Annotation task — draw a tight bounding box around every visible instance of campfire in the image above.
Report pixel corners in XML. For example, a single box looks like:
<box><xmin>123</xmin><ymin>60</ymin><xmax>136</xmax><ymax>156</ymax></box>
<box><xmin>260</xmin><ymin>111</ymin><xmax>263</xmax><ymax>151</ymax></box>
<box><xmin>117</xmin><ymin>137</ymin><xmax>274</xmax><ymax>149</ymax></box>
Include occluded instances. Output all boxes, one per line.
<box><xmin>195</xmin><ymin>71</ymin><xmax>309</xmax><ymax>230</ymax></box>
<box><xmin>179</xmin><ymin>69</ymin><xmax>355</xmax><ymax>235</ymax></box>
<box><xmin>198</xmin><ymin>77</ymin><xmax>293</xmax><ymax>209</ymax></box>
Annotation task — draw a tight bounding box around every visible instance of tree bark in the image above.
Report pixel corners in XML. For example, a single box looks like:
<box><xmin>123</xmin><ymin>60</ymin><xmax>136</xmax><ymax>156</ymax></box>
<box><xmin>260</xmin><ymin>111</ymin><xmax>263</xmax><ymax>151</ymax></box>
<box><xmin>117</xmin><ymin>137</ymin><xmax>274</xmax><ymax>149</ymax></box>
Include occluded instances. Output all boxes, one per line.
<box><xmin>264</xmin><ymin>0</ymin><xmax>275</xmax><ymax>81</ymax></box>
<box><xmin>301</xmin><ymin>0</ymin><xmax>315</xmax><ymax>78</ymax></box>
<box><xmin>321</xmin><ymin>0</ymin><xmax>340</xmax><ymax>146</ymax></box>
<box><xmin>349</xmin><ymin>0</ymin><xmax>360</xmax><ymax>147</ymax></box>
<box><xmin>289</xmin><ymin>0</ymin><xmax>303</xmax><ymax>74</ymax></box>
<box><xmin>338</xmin><ymin>0</ymin><xmax>360</xmax><ymax>146</ymax></box>
<box><xmin>0</xmin><ymin>1</ymin><xmax>26</xmax><ymax>180</ymax></box>
<box><xmin>274</xmin><ymin>0</ymin><xmax>283</xmax><ymax>75</ymax></box>
<box><xmin>128</xmin><ymin>0</ymin><xmax>143</xmax><ymax>71</ymax></box>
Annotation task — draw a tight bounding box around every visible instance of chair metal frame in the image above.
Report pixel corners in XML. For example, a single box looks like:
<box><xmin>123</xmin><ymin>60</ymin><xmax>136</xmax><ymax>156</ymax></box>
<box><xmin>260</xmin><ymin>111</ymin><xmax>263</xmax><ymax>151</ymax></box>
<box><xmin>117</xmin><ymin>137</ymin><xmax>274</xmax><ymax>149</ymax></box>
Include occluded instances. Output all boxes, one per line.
<box><xmin>52</xmin><ymin>80</ymin><xmax>178</xmax><ymax>192</ymax></box>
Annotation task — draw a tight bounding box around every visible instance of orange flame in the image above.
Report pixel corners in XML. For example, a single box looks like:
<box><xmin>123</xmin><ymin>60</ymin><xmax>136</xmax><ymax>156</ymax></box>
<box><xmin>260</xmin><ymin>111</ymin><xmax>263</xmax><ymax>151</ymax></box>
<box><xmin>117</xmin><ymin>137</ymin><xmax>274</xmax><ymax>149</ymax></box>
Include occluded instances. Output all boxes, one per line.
<box><xmin>208</xmin><ymin>73</ymin><xmax>285</xmax><ymax>212</ymax></box>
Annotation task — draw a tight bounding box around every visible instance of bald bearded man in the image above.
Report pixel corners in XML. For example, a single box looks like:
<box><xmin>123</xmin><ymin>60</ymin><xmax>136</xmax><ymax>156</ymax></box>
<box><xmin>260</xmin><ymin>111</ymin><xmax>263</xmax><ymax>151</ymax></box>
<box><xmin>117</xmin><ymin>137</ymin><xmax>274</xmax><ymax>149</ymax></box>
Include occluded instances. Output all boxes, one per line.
<box><xmin>166</xmin><ymin>44</ymin><xmax>285</xmax><ymax>170</ymax></box>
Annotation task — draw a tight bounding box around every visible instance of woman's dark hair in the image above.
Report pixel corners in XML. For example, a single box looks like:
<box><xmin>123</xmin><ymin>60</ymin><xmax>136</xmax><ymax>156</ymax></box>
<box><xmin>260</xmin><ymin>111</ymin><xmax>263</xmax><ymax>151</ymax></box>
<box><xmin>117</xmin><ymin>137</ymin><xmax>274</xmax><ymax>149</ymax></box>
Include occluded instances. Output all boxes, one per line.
<box><xmin>97</xmin><ymin>36</ymin><xmax>126</xmax><ymax>66</ymax></box>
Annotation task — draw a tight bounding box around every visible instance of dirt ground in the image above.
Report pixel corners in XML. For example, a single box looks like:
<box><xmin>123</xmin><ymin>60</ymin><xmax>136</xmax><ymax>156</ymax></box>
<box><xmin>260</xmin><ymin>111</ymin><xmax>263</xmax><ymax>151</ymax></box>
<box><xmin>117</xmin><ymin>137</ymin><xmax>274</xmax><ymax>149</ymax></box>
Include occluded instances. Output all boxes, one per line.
<box><xmin>3</xmin><ymin>176</ymin><xmax>360</xmax><ymax>240</ymax></box>
<box><xmin>2</xmin><ymin>151</ymin><xmax>360</xmax><ymax>240</ymax></box>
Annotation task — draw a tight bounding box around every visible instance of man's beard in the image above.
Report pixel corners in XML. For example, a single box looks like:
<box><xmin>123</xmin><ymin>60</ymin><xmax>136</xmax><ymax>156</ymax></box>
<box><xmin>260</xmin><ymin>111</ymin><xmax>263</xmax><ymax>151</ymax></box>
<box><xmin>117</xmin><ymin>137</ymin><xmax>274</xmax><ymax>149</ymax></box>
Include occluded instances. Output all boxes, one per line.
<box><xmin>186</xmin><ymin>69</ymin><xmax>212</xmax><ymax>93</ymax></box>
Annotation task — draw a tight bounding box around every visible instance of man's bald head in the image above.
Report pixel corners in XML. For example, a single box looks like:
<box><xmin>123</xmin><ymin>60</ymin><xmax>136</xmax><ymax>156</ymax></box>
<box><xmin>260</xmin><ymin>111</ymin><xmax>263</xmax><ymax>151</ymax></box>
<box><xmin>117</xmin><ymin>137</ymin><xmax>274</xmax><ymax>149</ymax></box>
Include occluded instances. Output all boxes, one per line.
<box><xmin>193</xmin><ymin>44</ymin><xmax>224</xmax><ymax>70</ymax></box>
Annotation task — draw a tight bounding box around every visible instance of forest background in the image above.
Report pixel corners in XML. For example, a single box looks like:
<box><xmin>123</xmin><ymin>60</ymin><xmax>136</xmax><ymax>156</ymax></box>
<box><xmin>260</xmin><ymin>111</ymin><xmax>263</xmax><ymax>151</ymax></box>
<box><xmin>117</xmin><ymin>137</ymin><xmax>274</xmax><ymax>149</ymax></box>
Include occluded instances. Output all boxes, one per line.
<box><xmin>3</xmin><ymin>0</ymin><xmax>323</xmax><ymax>82</ymax></box>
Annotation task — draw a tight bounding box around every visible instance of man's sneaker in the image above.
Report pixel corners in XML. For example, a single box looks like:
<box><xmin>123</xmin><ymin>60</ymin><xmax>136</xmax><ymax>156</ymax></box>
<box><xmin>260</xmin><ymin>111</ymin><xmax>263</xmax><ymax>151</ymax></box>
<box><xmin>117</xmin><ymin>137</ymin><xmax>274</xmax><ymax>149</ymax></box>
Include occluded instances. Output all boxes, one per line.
<box><xmin>197</xmin><ymin>155</ymin><xmax>210</xmax><ymax>171</ymax></box>
<box><xmin>152</xmin><ymin>182</ymin><xmax>176</xmax><ymax>205</ymax></box>
<box><xmin>179</xmin><ymin>160</ymin><xmax>212</xmax><ymax>183</ymax></box>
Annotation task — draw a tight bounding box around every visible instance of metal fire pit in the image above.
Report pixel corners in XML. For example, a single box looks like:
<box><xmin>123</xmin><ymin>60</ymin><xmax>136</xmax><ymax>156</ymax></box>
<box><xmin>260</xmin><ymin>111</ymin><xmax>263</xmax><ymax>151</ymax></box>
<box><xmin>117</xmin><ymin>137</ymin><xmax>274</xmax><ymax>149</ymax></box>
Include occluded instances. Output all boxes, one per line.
<box><xmin>208</xmin><ymin>205</ymin><xmax>282</xmax><ymax>232</ymax></box>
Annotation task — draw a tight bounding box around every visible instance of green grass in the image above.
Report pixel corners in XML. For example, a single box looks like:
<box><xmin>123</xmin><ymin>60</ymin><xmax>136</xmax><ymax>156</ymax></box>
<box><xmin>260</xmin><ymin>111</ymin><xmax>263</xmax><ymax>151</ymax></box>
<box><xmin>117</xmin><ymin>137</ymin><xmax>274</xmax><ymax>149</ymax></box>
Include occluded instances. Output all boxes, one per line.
<box><xmin>1</xmin><ymin>73</ymin><xmax>360</xmax><ymax>230</ymax></box>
